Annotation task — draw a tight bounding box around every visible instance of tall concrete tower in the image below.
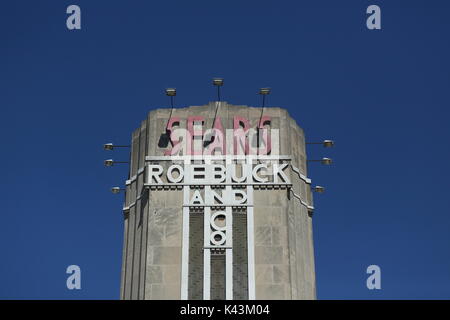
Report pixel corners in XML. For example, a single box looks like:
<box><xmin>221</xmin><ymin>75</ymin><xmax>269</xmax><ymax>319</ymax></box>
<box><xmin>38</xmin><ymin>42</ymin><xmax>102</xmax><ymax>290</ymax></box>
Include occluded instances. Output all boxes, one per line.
<box><xmin>119</xmin><ymin>102</ymin><xmax>316</xmax><ymax>300</ymax></box>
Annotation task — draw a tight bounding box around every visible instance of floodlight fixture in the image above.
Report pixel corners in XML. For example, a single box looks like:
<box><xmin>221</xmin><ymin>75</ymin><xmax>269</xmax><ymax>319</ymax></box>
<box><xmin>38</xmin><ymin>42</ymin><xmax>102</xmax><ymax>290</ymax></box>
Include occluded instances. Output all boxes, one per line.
<box><xmin>259</xmin><ymin>88</ymin><xmax>271</xmax><ymax>95</ymax></box>
<box><xmin>104</xmin><ymin>159</ymin><xmax>114</xmax><ymax>167</ymax></box>
<box><xmin>104</xmin><ymin>159</ymin><xmax>129</xmax><ymax>167</ymax></box>
<box><xmin>307</xmin><ymin>157</ymin><xmax>333</xmax><ymax>165</ymax></box>
<box><xmin>258</xmin><ymin>87</ymin><xmax>271</xmax><ymax>108</ymax></box>
<box><xmin>312</xmin><ymin>186</ymin><xmax>325</xmax><ymax>193</ymax></box>
<box><xmin>323</xmin><ymin>140</ymin><xmax>334</xmax><ymax>148</ymax></box>
<box><xmin>103</xmin><ymin>143</ymin><xmax>130</xmax><ymax>150</ymax></box>
<box><xmin>111</xmin><ymin>187</ymin><xmax>125</xmax><ymax>194</ymax></box>
<box><xmin>213</xmin><ymin>78</ymin><xmax>224</xmax><ymax>101</ymax></box>
<box><xmin>165</xmin><ymin>88</ymin><xmax>176</xmax><ymax>96</ymax></box>
<box><xmin>306</xmin><ymin>140</ymin><xmax>335</xmax><ymax>148</ymax></box>
<box><xmin>213</xmin><ymin>78</ymin><xmax>224</xmax><ymax>86</ymax></box>
<box><xmin>165</xmin><ymin>88</ymin><xmax>176</xmax><ymax>109</ymax></box>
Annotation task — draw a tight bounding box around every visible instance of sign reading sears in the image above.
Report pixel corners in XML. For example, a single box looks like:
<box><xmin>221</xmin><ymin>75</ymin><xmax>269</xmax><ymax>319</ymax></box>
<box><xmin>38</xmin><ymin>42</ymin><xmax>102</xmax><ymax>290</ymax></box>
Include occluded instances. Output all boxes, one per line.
<box><xmin>146</xmin><ymin>114</ymin><xmax>291</xmax><ymax>206</ymax></box>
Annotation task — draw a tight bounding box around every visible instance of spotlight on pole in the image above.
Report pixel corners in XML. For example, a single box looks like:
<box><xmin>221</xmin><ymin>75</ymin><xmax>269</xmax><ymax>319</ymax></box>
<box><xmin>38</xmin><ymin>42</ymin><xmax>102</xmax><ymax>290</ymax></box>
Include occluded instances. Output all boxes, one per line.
<box><xmin>104</xmin><ymin>159</ymin><xmax>114</xmax><ymax>167</ymax></box>
<box><xmin>213</xmin><ymin>78</ymin><xmax>224</xmax><ymax>101</ymax></box>
<box><xmin>104</xmin><ymin>159</ymin><xmax>129</xmax><ymax>167</ymax></box>
<box><xmin>111</xmin><ymin>187</ymin><xmax>125</xmax><ymax>194</ymax></box>
<box><xmin>103</xmin><ymin>143</ymin><xmax>130</xmax><ymax>150</ymax></box>
<box><xmin>213</xmin><ymin>78</ymin><xmax>224</xmax><ymax>86</ymax></box>
<box><xmin>306</xmin><ymin>139</ymin><xmax>334</xmax><ymax>148</ymax></box>
<box><xmin>104</xmin><ymin>143</ymin><xmax>114</xmax><ymax>151</ymax></box>
<box><xmin>312</xmin><ymin>186</ymin><xmax>325</xmax><ymax>193</ymax></box>
<box><xmin>323</xmin><ymin>140</ymin><xmax>334</xmax><ymax>148</ymax></box>
<box><xmin>259</xmin><ymin>88</ymin><xmax>271</xmax><ymax>95</ymax></box>
<box><xmin>165</xmin><ymin>88</ymin><xmax>176</xmax><ymax>96</ymax></box>
<box><xmin>165</xmin><ymin>88</ymin><xmax>176</xmax><ymax>108</ymax></box>
<box><xmin>307</xmin><ymin>157</ymin><xmax>333</xmax><ymax>165</ymax></box>
<box><xmin>258</xmin><ymin>87</ymin><xmax>271</xmax><ymax>108</ymax></box>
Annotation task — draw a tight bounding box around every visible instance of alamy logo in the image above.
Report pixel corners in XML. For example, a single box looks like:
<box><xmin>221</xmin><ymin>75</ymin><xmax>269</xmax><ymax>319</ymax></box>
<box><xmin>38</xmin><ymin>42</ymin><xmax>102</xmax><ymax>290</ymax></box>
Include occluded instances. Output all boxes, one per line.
<box><xmin>366</xmin><ymin>5</ymin><xmax>381</xmax><ymax>30</ymax></box>
<box><xmin>366</xmin><ymin>265</ymin><xmax>381</xmax><ymax>290</ymax></box>
<box><xmin>66</xmin><ymin>5</ymin><xmax>81</xmax><ymax>30</ymax></box>
<box><xmin>66</xmin><ymin>265</ymin><xmax>81</xmax><ymax>290</ymax></box>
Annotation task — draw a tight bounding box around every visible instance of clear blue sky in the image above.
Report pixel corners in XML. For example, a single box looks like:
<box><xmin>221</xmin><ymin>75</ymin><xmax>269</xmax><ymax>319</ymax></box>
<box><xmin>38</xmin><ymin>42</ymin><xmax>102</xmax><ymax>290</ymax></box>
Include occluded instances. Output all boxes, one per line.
<box><xmin>1</xmin><ymin>0</ymin><xmax>449</xmax><ymax>299</ymax></box>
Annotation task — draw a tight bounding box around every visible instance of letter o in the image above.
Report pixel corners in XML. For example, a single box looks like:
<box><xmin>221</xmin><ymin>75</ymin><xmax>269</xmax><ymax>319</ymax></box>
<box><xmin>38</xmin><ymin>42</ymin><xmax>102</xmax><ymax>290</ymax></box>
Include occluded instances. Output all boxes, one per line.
<box><xmin>210</xmin><ymin>231</ymin><xmax>226</xmax><ymax>246</ymax></box>
<box><xmin>210</xmin><ymin>211</ymin><xmax>227</xmax><ymax>231</ymax></box>
<box><xmin>167</xmin><ymin>165</ymin><xmax>184</xmax><ymax>183</ymax></box>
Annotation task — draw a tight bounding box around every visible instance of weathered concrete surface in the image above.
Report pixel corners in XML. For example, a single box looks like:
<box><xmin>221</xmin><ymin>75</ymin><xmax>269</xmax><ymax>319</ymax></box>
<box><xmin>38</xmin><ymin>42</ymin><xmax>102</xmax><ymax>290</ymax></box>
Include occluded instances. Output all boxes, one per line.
<box><xmin>120</xmin><ymin>102</ymin><xmax>316</xmax><ymax>300</ymax></box>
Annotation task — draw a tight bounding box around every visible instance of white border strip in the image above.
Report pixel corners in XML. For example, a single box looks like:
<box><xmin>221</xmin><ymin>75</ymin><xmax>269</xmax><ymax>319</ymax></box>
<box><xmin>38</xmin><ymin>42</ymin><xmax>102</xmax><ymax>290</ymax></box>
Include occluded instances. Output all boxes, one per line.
<box><xmin>225</xmin><ymin>206</ymin><xmax>233</xmax><ymax>300</ymax></box>
<box><xmin>180</xmin><ymin>187</ymin><xmax>190</xmax><ymax>300</ymax></box>
<box><xmin>247</xmin><ymin>186</ymin><xmax>256</xmax><ymax>300</ymax></box>
<box><xmin>203</xmin><ymin>207</ymin><xmax>211</xmax><ymax>300</ymax></box>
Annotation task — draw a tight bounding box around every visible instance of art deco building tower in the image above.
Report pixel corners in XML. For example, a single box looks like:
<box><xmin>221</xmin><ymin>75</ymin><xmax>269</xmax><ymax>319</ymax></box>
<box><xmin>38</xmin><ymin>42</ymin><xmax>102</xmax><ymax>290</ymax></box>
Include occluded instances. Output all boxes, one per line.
<box><xmin>119</xmin><ymin>101</ymin><xmax>317</xmax><ymax>300</ymax></box>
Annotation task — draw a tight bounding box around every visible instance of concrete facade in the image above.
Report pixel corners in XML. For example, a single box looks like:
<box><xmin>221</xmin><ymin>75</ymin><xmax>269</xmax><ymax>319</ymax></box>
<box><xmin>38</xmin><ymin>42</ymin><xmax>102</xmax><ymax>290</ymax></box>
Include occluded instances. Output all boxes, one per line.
<box><xmin>120</xmin><ymin>102</ymin><xmax>316</xmax><ymax>300</ymax></box>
